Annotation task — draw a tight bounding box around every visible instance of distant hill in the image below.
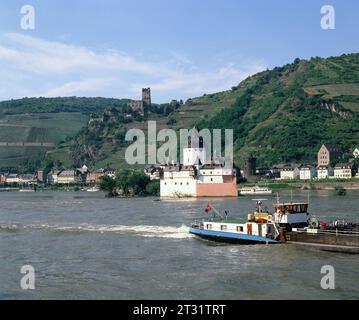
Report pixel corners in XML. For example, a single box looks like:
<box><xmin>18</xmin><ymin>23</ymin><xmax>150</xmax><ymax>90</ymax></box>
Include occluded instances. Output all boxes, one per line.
<box><xmin>0</xmin><ymin>97</ymin><xmax>128</xmax><ymax>115</ymax></box>
<box><xmin>0</xmin><ymin>97</ymin><xmax>128</xmax><ymax>170</ymax></box>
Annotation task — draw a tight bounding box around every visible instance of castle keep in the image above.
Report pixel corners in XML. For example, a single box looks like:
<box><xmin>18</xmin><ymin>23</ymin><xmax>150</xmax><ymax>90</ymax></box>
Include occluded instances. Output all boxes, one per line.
<box><xmin>128</xmin><ymin>88</ymin><xmax>151</xmax><ymax>116</ymax></box>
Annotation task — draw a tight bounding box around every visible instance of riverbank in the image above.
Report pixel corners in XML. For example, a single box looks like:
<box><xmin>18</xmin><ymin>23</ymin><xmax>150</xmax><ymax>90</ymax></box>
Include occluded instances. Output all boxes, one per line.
<box><xmin>286</xmin><ymin>181</ymin><xmax>359</xmax><ymax>190</ymax></box>
<box><xmin>0</xmin><ymin>187</ymin><xmax>20</xmax><ymax>192</ymax></box>
<box><xmin>0</xmin><ymin>186</ymin><xmax>97</xmax><ymax>193</ymax></box>
<box><xmin>2</xmin><ymin>180</ymin><xmax>359</xmax><ymax>195</ymax></box>
<box><xmin>0</xmin><ymin>186</ymin><xmax>155</xmax><ymax>197</ymax></box>
<box><xmin>241</xmin><ymin>179</ymin><xmax>359</xmax><ymax>191</ymax></box>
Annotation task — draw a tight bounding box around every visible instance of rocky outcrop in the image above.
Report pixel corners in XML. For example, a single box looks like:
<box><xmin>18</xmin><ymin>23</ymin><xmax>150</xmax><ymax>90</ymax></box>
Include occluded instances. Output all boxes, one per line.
<box><xmin>321</xmin><ymin>102</ymin><xmax>353</xmax><ymax>119</ymax></box>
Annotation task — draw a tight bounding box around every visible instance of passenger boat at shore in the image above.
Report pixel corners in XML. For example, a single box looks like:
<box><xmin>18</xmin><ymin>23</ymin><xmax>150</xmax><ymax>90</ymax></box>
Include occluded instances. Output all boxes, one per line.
<box><xmin>18</xmin><ymin>188</ymin><xmax>35</xmax><ymax>192</ymax></box>
<box><xmin>239</xmin><ymin>186</ymin><xmax>273</xmax><ymax>196</ymax></box>
<box><xmin>190</xmin><ymin>199</ymin><xmax>359</xmax><ymax>253</ymax></box>
<box><xmin>86</xmin><ymin>186</ymin><xmax>100</xmax><ymax>192</ymax></box>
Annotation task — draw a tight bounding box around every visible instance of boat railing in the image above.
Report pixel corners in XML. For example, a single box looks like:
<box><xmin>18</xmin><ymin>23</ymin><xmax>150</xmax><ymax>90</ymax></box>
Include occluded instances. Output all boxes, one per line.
<box><xmin>294</xmin><ymin>228</ymin><xmax>359</xmax><ymax>237</ymax></box>
<box><xmin>191</xmin><ymin>220</ymin><xmax>204</xmax><ymax>228</ymax></box>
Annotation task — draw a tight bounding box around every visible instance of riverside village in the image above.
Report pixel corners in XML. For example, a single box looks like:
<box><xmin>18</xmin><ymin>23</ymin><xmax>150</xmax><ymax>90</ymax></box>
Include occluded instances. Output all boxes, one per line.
<box><xmin>1</xmin><ymin>142</ymin><xmax>358</xmax><ymax>195</ymax></box>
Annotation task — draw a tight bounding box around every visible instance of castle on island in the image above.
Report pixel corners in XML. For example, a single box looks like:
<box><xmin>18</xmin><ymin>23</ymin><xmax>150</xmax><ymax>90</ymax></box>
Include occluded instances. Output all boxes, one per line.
<box><xmin>146</xmin><ymin>128</ymin><xmax>238</xmax><ymax>198</ymax></box>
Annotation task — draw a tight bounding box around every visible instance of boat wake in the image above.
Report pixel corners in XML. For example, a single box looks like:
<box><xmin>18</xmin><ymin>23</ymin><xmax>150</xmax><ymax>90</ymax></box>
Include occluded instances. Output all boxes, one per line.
<box><xmin>0</xmin><ymin>224</ymin><xmax>19</xmax><ymax>232</ymax></box>
<box><xmin>0</xmin><ymin>223</ymin><xmax>193</xmax><ymax>239</ymax></box>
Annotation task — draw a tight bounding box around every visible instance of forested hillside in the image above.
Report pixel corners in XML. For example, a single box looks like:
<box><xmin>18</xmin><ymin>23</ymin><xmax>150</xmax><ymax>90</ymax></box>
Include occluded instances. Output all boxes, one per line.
<box><xmin>197</xmin><ymin>54</ymin><xmax>359</xmax><ymax>165</ymax></box>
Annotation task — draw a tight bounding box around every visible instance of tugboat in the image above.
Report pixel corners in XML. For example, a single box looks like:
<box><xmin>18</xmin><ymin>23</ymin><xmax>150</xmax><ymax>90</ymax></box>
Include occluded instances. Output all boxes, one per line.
<box><xmin>189</xmin><ymin>201</ymin><xmax>280</xmax><ymax>244</ymax></box>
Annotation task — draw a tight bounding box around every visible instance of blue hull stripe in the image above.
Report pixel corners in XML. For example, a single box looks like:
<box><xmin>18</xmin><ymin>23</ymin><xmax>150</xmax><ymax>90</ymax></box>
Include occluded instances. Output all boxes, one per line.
<box><xmin>190</xmin><ymin>227</ymin><xmax>278</xmax><ymax>243</ymax></box>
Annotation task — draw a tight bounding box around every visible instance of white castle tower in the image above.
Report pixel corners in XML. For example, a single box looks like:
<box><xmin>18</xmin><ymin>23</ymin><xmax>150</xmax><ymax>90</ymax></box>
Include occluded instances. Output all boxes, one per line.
<box><xmin>183</xmin><ymin>127</ymin><xmax>206</xmax><ymax>167</ymax></box>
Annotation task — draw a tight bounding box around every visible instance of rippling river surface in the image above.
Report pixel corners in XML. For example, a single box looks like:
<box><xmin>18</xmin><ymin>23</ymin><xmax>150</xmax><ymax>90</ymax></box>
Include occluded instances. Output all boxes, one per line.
<box><xmin>0</xmin><ymin>190</ymin><xmax>358</xmax><ymax>299</ymax></box>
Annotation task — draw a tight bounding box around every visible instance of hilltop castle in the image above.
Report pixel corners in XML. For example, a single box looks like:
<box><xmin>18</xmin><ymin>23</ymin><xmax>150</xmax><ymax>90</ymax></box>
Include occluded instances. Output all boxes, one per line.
<box><xmin>128</xmin><ymin>88</ymin><xmax>151</xmax><ymax>116</ymax></box>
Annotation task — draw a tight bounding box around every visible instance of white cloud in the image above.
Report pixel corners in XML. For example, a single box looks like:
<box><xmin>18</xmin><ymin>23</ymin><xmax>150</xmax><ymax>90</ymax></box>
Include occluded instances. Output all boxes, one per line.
<box><xmin>44</xmin><ymin>78</ymin><xmax>116</xmax><ymax>97</ymax></box>
<box><xmin>147</xmin><ymin>63</ymin><xmax>265</xmax><ymax>95</ymax></box>
<box><xmin>0</xmin><ymin>32</ymin><xmax>267</xmax><ymax>102</ymax></box>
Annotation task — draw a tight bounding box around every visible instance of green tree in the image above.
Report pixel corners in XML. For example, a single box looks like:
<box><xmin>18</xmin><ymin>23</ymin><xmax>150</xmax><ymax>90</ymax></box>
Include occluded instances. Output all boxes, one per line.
<box><xmin>99</xmin><ymin>175</ymin><xmax>117</xmax><ymax>197</ymax></box>
<box><xmin>128</xmin><ymin>171</ymin><xmax>150</xmax><ymax>195</ymax></box>
<box><xmin>116</xmin><ymin>169</ymin><xmax>132</xmax><ymax>196</ymax></box>
<box><xmin>115</xmin><ymin>169</ymin><xmax>151</xmax><ymax>196</ymax></box>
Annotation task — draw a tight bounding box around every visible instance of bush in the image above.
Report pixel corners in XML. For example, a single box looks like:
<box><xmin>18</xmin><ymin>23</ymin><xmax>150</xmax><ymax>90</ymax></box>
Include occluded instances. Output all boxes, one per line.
<box><xmin>334</xmin><ymin>186</ymin><xmax>346</xmax><ymax>196</ymax></box>
<box><xmin>167</xmin><ymin>118</ymin><xmax>177</xmax><ymax>125</ymax></box>
<box><xmin>146</xmin><ymin>180</ymin><xmax>160</xmax><ymax>196</ymax></box>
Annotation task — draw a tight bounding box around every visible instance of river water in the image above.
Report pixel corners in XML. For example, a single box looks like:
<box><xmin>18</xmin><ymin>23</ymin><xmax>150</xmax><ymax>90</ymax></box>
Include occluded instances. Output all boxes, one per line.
<box><xmin>0</xmin><ymin>190</ymin><xmax>358</xmax><ymax>299</ymax></box>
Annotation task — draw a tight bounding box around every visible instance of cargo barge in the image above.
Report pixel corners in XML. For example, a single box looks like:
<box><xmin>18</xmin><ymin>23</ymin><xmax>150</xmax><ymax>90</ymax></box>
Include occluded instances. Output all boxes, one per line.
<box><xmin>282</xmin><ymin>221</ymin><xmax>359</xmax><ymax>253</ymax></box>
<box><xmin>190</xmin><ymin>200</ymin><xmax>359</xmax><ymax>253</ymax></box>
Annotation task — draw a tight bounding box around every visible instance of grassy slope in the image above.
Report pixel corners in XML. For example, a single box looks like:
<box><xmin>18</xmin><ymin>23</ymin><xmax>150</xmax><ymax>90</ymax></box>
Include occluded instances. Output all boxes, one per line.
<box><xmin>0</xmin><ymin>97</ymin><xmax>128</xmax><ymax>168</ymax></box>
<box><xmin>0</xmin><ymin>113</ymin><xmax>88</xmax><ymax>167</ymax></box>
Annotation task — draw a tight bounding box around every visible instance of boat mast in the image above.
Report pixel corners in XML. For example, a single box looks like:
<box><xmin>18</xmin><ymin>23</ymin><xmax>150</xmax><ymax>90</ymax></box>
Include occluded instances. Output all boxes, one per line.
<box><xmin>210</xmin><ymin>205</ymin><xmax>224</xmax><ymax>220</ymax></box>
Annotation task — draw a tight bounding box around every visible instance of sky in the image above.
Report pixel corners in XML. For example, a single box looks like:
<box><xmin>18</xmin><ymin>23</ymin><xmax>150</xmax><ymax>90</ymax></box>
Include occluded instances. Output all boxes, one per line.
<box><xmin>0</xmin><ymin>0</ymin><xmax>358</xmax><ymax>103</ymax></box>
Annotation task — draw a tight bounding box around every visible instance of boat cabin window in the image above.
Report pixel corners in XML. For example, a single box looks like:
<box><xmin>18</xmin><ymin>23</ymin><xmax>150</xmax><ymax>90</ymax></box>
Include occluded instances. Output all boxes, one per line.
<box><xmin>236</xmin><ymin>226</ymin><xmax>244</xmax><ymax>232</ymax></box>
<box><xmin>274</xmin><ymin>203</ymin><xmax>308</xmax><ymax>214</ymax></box>
<box><xmin>221</xmin><ymin>225</ymin><xmax>227</xmax><ymax>231</ymax></box>
<box><xmin>206</xmin><ymin>224</ymin><xmax>212</xmax><ymax>230</ymax></box>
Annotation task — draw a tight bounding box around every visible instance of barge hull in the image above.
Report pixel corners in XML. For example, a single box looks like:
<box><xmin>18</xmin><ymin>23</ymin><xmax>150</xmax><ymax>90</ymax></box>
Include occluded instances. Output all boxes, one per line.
<box><xmin>190</xmin><ymin>227</ymin><xmax>278</xmax><ymax>244</ymax></box>
<box><xmin>287</xmin><ymin>241</ymin><xmax>359</xmax><ymax>254</ymax></box>
<box><xmin>284</xmin><ymin>231</ymin><xmax>359</xmax><ymax>254</ymax></box>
